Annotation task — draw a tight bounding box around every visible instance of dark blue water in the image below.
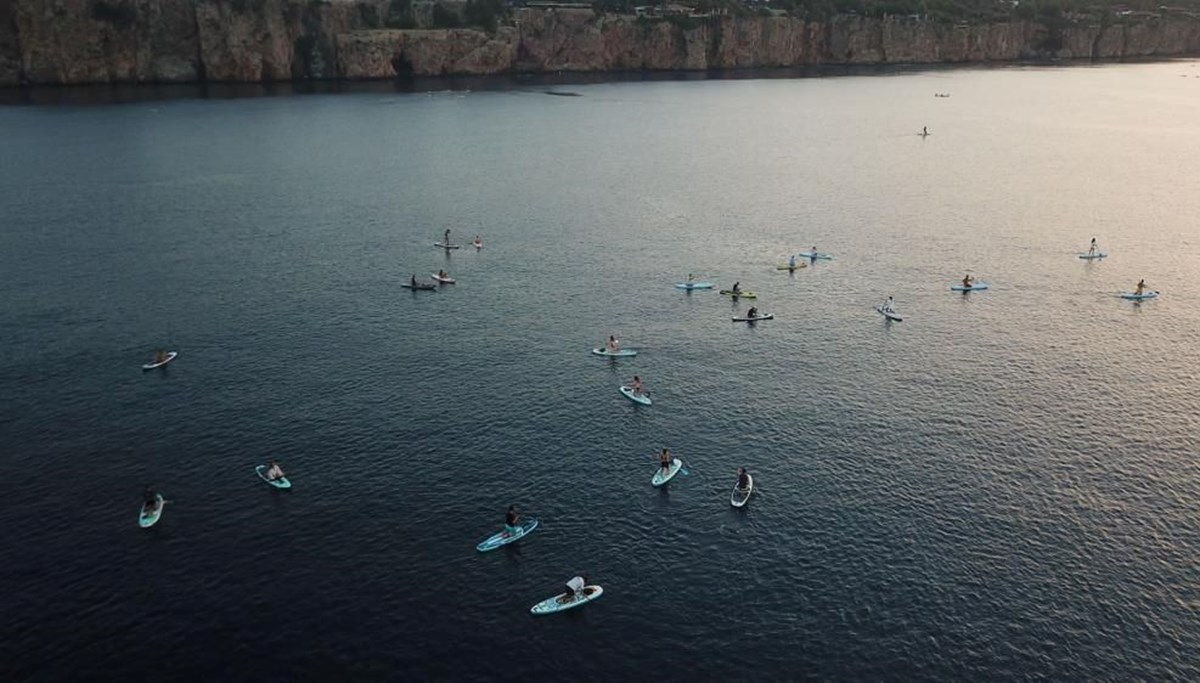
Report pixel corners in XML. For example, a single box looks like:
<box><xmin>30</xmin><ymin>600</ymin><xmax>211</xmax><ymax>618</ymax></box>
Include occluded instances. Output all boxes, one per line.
<box><xmin>3</xmin><ymin>61</ymin><xmax>1200</xmax><ymax>681</ymax></box>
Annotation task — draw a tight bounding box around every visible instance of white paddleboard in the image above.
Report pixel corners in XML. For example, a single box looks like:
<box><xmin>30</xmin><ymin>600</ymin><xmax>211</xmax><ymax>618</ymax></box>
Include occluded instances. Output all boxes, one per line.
<box><xmin>875</xmin><ymin>305</ymin><xmax>902</xmax><ymax>322</ymax></box>
<box><xmin>142</xmin><ymin>352</ymin><xmax>178</xmax><ymax>370</ymax></box>
<box><xmin>431</xmin><ymin>273</ymin><xmax>456</xmax><ymax>284</ymax></box>
<box><xmin>652</xmin><ymin>458</ymin><xmax>682</xmax><ymax>487</ymax></box>
<box><xmin>530</xmin><ymin>586</ymin><xmax>604</xmax><ymax>615</ymax></box>
<box><xmin>731</xmin><ymin>474</ymin><xmax>753</xmax><ymax>508</ymax></box>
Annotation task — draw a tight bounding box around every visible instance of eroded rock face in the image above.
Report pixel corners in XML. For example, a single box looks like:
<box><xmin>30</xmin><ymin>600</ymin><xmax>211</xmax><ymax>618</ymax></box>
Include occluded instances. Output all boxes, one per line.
<box><xmin>3</xmin><ymin>1</ymin><xmax>1200</xmax><ymax>85</ymax></box>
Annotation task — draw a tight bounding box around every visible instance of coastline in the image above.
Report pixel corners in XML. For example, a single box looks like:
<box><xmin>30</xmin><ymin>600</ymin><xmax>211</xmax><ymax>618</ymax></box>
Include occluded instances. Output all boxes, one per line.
<box><xmin>2</xmin><ymin>3</ymin><xmax>1200</xmax><ymax>88</ymax></box>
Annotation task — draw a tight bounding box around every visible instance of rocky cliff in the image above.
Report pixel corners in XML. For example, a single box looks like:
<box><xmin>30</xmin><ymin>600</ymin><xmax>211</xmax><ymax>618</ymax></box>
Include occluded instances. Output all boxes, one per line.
<box><xmin>2</xmin><ymin>0</ymin><xmax>1200</xmax><ymax>86</ymax></box>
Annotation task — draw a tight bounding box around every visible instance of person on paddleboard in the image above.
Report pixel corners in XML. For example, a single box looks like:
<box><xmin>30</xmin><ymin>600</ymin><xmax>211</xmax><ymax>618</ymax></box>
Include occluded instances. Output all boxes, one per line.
<box><xmin>504</xmin><ymin>505</ymin><xmax>520</xmax><ymax>537</ymax></box>
<box><xmin>607</xmin><ymin>335</ymin><xmax>619</xmax><ymax>353</ymax></box>
<box><xmin>631</xmin><ymin>375</ymin><xmax>644</xmax><ymax>396</ymax></box>
<box><xmin>437</xmin><ymin>269</ymin><xmax>448</xmax><ymax>279</ymax></box>
<box><xmin>884</xmin><ymin>296</ymin><xmax>895</xmax><ymax>313</ymax></box>
<box><xmin>558</xmin><ymin>575</ymin><xmax>588</xmax><ymax>604</ymax></box>
<box><xmin>443</xmin><ymin>228</ymin><xmax>451</xmax><ymax>245</ymax></box>
<box><xmin>747</xmin><ymin>306</ymin><xmax>759</xmax><ymax>319</ymax></box>
<box><xmin>1135</xmin><ymin>279</ymin><xmax>1146</xmax><ymax>295</ymax></box>
<box><xmin>659</xmin><ymin>448</ymin><xmax>673</xmax><ymax>474</ymax></box>
<box><xmin>143</xmin><ymin>486</ymin><xmax>160</xmax><ymax>512</ymax></box>
<box><xmin>962</xmin><ymin>274</ymin><xmax>974</xmax><ymax>289</ymax></box>
<box><xmin>1089</xmin><ymin>237</ymin><xmax>1098</xmax><ymax>255</ymax></box>
<box><xmin>732</xmin><ymin>281</ymin><xmax>741</xmax><ymax>294</ymax></box>
<box><xmin>922</xmin><ymin>126</ymin><xmax>928</xmax><ymax>136</ymax></box>
<box><xmin>788</xmin><ymin>254</ymin><xmax>796</xmax><ymax>269</ymax></box>
<box><xmin>810</xmin><ymin>246</ymin><xmax>817</xmax><ymax>257</ymax></box>
<box><xmin>473</xmin><ymin>235</ymin><xmax>482</xmax><ymax>247</ymax></box>
<box><xmin>410</xmin><ymin>274</ymin><xmax>417</xmax><ymax>288</ymax></box>
<box><xmin>153</xmin><ymin>349</ymin><xmax>165</xmax><ymax>364</ymax></box>
<box><xmin>687</xmin><ymin>273</ymin><xmax>694</xmax><ymax>283</ymax></box>
<box><xmin>266</xmin><ymin>460</ymin><xmax>285</xmax><ymax>482</ymax></box>
<box><xmin>736</xmin><ymin>468</ymin><xmax>750</xmax><ymax>491</ymax></box>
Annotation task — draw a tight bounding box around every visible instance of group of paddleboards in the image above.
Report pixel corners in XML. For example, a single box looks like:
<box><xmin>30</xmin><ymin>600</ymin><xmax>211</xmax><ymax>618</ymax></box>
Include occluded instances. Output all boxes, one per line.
<box><xmin>139</xmin><ymin>460</ymin><xmax>289</xmax><ymax>528</ymax></box>
<box><xmin>408</xmin><ymin>230</ymin><xmax>481</xmax><ymax>289</ymax></box>
<box><xmin>680</xmin><ymin>277</ymin><xmax>775</xmax><ymax>322</ymax></box>
<box><xmin>473</xmin><ymin>453</ymin><xmax>755</xmax><ymax>615</ymax></box>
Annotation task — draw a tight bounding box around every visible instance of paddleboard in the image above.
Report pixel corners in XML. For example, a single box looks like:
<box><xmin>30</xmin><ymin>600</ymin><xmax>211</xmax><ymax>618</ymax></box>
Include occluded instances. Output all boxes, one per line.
<box><xmin>530</xmin><ymin>586</ymin><xmax>604</xmax><ymax>615</ymax></box>
<box><xmin>592</xmin><ymin>348</ymin><xmax>638</xmax><ymax>357</ymax></box>
<box><xmin>950</xmin><ymin>283</ymin><xmax>989</xmax><ymax>292</ymax></box>
<box><xmin>139</xmin><ymin>494</ymin><xmax>164</xmax><ymax>528</ymax></box>
<box><xmin>720</xmin><ymin>290</ymin><xmax>757</xmax><ymax>299</ymax></box>
<box><xmin>731</xmin><ymin>475</ymin><xmax>753</xmax><ymax>508</ymax></box>
<box><xmin>434</xmin><ymin>242</ymin><xmax>460</xmax><ymax>249</ymax></box>
<box><xmin>431</xmin><ymin>273</ymin><xmax>456</xmax><ymax>284</ymax></box>
<box><xmin>1121</xmin><ymin>291</ymin><xmax>1158</xmax><ymax>300</ymax></box>
<box><xmin>675</xmin><ymin>283</ymin><xmax>714</xmax><ymax>290</ymax></box>
<box><xmin>401</xmin><ymin>283</ymin><xmax>437</xmax><ymax>291</ymax></box>
<box><xmin>619</xmin><ymin>385</ymin><xmax>652</xmax><ymax>405</ymax></box>
<box><xmin>476</xmin><ymin>518</ymin><xmax>539</xmax><ymax>552</ymax></box>
<box><xmin>732</xmin><ymin>314</ymin><xmax>773</xmax><ymax>322</ymax></box>
<box><xmin>473</xmin><ymin>242</ymin><xmax>482</xmax><ymax>249</ymax></box>
<box><xmin>652</xmin><ymin>458</ymin><xmax>683</xmax><ymax>487</ymax></box>
<box><xmin>255</xmin><ymin>465</ymin><xmax>292</xmax><ymax>489</ymax></box>
<box><xmin>875</xmin><ymin>305</ymin><xmax>903</xmax><ymax>322</ymax></box>
<box><xmin>798</xmin><ymin>252</ymin><xmax>833</xmax><ymax>260</ymax></box>
<box><xmin>776</xmin><ymin>263</ymin><xmax>807</xmax><ymax>270</ymax></box>
<box><xmin>142</xmin><ymin>351</ymin><xmax>178</xmax><ymax>370</ymax></box>
<box><xmin>1079</xmin><ymin>253</ymin><xmax>1107</xmax><ymax>259</ymax></box>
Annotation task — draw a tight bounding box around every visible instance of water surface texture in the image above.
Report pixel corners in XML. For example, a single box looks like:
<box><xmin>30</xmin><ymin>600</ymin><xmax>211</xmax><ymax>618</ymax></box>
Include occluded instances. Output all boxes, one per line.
<box><xmin>3</xmin><ymin>61</ymin><xmax>1200</xmax><ymax>681</ymax></box>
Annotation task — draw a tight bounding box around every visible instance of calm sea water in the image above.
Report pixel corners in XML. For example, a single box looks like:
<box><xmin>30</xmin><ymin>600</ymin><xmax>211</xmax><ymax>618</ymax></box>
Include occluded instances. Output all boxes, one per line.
<box><xmin>3</xmin><ymin>61</ymin><xmax>1200</xmax><ymax>681</ymax></box>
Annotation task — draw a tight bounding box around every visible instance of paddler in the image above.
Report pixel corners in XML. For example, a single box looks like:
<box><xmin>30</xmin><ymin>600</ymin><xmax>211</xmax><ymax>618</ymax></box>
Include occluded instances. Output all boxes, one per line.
<box><xmin>411</xmin><ymin>274</ymin><xmax>418</xmax><ymax>288</ymax></box>
<box><xmin>443</xmin><ymin>228</ymin><xmax>451</xmax><ymax>245</ymax></box>
<box><xmin>1088</xmin><ymin>237</ymin><xmax>1098</xmax><ymax>256</ymax></box>
<box><xmin>266</xmin><ymin>459</ymin><xmax>285</xmax><ymax>482</ymax></box>
<box><xmin>437</xmin><ymin>269</ymin><xmax>448</xmax><ymax>279</ymax></box>
<box><xmin>788</xmin><ymin>254</ymin><xmax>796</xmax><ymax>269</ymax></box>
<box><xmin>883</xmin><ymin>296</ymin><xmax>895</xmax><ymax>313</ymax></box>
<box><xmin>687</xmin><ymin>273</ymin><xmax>695</xmax><ymax>283</ymax></box>
<box><xmin>557</xmin><ymin>574</ymin><xmax>588</xmax><ymax>604</ymax></box>
<box><xmin>606</xmin><ymin>335</ymin><xmax>619</xmax><ymax>353</ymax></box>
<box><xmin>747</xmin><ymin>306</ymin><xmax>759</xmax><ymax>319</ymax></box>
<box><xmin>736</xmin><ymin>467</ymin><xmax>750</xmax><ymax>492</ymax></box>
<box><xmin>1135</xmin><ymin>279</ymin><xmax>1146</xmax><ymax>295</ymax></box>
<box><xmin>658</xmin><ymin>448</ymin><xmax>673</xmax><ymax>475</ymax></box>
<box><xmin>503</xmin><ymin>505</ymin><xmax>520</xmax><ymax>537</ymax></box>
<box><xmin>962</xmin><ymin>274</ymin><xmax>974</xmax><ymax>289</ymax></box>
<box><xmin>731</xmin><ymin>281</ymin><xmax>741</xmax><ymax>294</ymax></box>
<box><xmin>631</xmin><ymin>375</ymin><xmax>644</xmax><ymax>396</ymax></box>
<box><xmin>143</xmin><ymin>485</ymin><xmax>160</xmax><ymax>513</ymax></box>
<box><xmin>473</xmin><ymin>235</ymin><xmax>482</xmax><ymax>248</ymax></box>
<box><xmin>153</xmin><ymin>349</ymin><xmax>165</xmax><ymax>364</ymax></box>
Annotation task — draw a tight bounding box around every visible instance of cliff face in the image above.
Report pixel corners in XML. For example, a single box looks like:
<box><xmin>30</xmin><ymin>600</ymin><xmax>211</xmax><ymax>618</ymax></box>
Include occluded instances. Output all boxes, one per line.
<box><xmin>2</xmin><ymin>0</ymin><xmax>1200</xmax><ymax>86</ymax></box>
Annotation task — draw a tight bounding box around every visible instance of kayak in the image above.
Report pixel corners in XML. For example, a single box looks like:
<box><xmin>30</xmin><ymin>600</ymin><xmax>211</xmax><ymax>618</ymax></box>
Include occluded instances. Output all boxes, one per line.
<box><xmin>875</xmin><ymin>305</ymin><xmax>903</xmax><ymax>322</ymax></box>
<box><xmin>675</xmin><ymin>282</ymin><xmax>714</xmax><ymax>290</ymax></box>
<box><xmin>651</xmin><ymin>458</ymin><xmax>683</xmax><ymax>487</ymax></box>
<box><xmin>402</xmin><ymin>283</ymin><xmax>437</xmax><ymax>291</ymax></box>
<box><xmin>476</xmin><ymin>518</ymin><xmax>539</xmax><ymax>552</ymax></box>
<box><xmin>950</xmin><ymin>283</ymin><xmax>989</xmax><ymax>292</ymax></box>
<box><xmin>434</xmin><ymin>242</ymin><xmax>460</xmax><ymax>249</ymax></box>
<box><xmin>139</xmin><ymin>494</ymin><xmax>165</xmax><ymax>528</ymax></box>
<box><xmin>255</xmin><ymin>465</ymin><xmax>292</xmax><ymax>489</ymax></box>
<box><xmin>431</xmin><ymin>273</ymin><xmax>456</xmax><ymax>284</ymax></box>
<box><xmin>797</xmin><ymin>252</ymin><xmax>833</xmax><ymax>260</ymax></box>
<box><xmin>1079</xmin><ymin>253</ymin><xmax>1107</xmax><ymax>259</ymax></box>
<box><xmin>1121</xmin><ymin>291</ymin><xmax>1158</xmax><ymax>300</ymax></box>
<box><xmin>142</xmin><ymin>351</ymin><xmax>178</xmax><ymax>371</ymax></box>
<box><xmin>592</xmin><ymin>348</ymin><xmax>638</xmax><ymax>357</ymax></box>
<box><xmin>619</xmin><ymin>385</ymin><xmax>652</xmax><ymax>405</ymax></box>
<box><xmin>776</xmin><ymin>263</ymin><xmax>807</xmax><ymax>270</ymax></box>
<box><xmin>732</xmin><ymin>314</ymin><xmax>773</xmax><ymax>322</ymax></box>
<box><xmin>720</xmin><ymin>290</ymin><xmax>757</xmax><ymax>299</ymax></box>
<box><xmin>530</xmin><ymin>585</ymin><xmax>604</xmax><ymax>615</ymax></box>
<box><xmin>731</xmin><ymin>475</ymin><xmax>753</xmax><ymax>508</ymax></box>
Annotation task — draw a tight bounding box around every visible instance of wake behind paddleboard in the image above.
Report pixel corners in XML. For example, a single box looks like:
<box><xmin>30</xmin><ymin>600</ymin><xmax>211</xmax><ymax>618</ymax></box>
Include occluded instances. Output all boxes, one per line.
<box><xmin>142</xmin><ymin>352</ymin><xmax>178</xmax><ymax>371</ymax></box>
<box><xmin>476</xmin><ymin>518</ymin><xmax>539</xmax><ymax>552</ymax></box>
<box><xmin>619</xmin><ymin>386</ymin><xmax>652</xmax><ymax>405</ymax></box>
<box><xmin>530</xmin><ymin>586</ymin><xmax>604</xmax><ymax>615</ymax></box>
<box><xmin>255</xmin><ymin>465</ymin><xmax>292</xmax><ymax>489</ymax></box>
<box><xmin>731</xmin><ymin>475</ymin><xmax>753</xmax><ymax>508</ymax></box>
<box><xmin>652</xmin><ymin>458</ymin><xmax>683</xmax><ymax>487</ymax></box>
